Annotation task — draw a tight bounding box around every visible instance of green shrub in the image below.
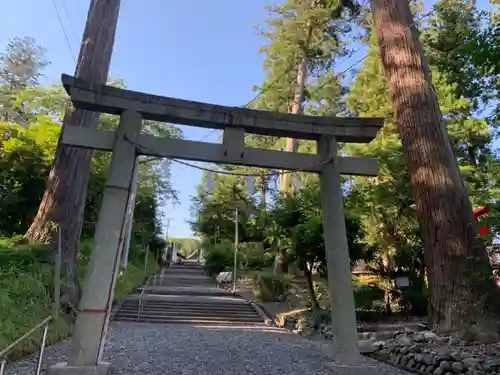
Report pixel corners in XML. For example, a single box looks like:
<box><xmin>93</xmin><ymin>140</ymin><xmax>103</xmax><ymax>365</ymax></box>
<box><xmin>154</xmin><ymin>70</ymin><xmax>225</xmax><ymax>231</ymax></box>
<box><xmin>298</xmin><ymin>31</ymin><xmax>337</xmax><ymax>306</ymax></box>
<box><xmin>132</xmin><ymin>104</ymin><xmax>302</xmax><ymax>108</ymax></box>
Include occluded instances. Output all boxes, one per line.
<box><xmin>202</xmin><ymin>242</ymin><xmax>234</xmax><ymax>276</ymax></box>
<box><xmin>353</xmin><ymin>282</ymin><xmax>385</xmax><ymax>311</ymax></box>
<box><xmin>250</xmin><ymin>271</ymin><xmax>291</xmax><ymax>302</ymax></box>
<box><xmin>238</xmin><ymin>242</ymin><xmax>274</xmax><ymax>270</ymax></box>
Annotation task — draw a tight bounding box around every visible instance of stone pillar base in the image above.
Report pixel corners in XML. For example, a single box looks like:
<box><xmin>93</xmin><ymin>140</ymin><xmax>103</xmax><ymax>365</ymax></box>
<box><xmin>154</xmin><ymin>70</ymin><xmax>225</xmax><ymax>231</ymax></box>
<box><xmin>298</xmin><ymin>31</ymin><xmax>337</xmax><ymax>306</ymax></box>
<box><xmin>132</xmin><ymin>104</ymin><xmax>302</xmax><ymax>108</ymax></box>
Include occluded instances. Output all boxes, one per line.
<box><xmin>47</xmin><ymin>362</ymin><xmax>111</xmax><ymax>375</ymax></box>
<box><xmin>323</xmin><ymin>362</ymin><xmax>379</xmax><ymax>375</ymax></box>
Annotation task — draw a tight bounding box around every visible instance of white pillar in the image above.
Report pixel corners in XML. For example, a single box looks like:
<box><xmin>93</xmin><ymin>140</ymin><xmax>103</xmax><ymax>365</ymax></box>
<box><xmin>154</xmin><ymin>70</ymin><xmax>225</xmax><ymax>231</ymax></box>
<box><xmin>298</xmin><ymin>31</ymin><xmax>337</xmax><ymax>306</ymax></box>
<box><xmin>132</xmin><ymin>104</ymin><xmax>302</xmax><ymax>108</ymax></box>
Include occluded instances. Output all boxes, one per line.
<box><xmin>69</xmin><ymin>110</ymin><xmax>142</xmax><ymax>367</ymax></box>
<box><xmin>121</xmin><ymin>158</ymin><xmax>139</xmax><ymax>270</ymax></box>
<box><xmin>317</xmin><ymin>135</ymin><xmax>362</xmax><ymax>367</ymax></box>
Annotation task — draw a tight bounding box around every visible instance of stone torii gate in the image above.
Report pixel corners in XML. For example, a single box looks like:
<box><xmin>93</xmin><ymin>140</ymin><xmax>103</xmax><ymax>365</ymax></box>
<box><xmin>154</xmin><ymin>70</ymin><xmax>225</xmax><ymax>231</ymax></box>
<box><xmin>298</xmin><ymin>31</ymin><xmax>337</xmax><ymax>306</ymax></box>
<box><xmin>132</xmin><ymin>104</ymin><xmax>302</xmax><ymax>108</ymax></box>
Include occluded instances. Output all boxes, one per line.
<box><xmin>48</xmin><ymin>74</ymin><xmax>383</xmax><ymax>375</ymax></box>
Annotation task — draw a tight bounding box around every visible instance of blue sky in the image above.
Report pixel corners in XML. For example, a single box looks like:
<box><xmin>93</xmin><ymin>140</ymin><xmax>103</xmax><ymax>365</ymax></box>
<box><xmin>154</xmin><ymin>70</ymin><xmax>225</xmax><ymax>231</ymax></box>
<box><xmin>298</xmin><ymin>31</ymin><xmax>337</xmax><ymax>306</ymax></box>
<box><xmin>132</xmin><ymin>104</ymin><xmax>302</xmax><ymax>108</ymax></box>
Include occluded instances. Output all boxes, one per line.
<box><xmin>0</xmin><ymin>0</ymin><xmax>494</xmax><ymax>238</ymax></box>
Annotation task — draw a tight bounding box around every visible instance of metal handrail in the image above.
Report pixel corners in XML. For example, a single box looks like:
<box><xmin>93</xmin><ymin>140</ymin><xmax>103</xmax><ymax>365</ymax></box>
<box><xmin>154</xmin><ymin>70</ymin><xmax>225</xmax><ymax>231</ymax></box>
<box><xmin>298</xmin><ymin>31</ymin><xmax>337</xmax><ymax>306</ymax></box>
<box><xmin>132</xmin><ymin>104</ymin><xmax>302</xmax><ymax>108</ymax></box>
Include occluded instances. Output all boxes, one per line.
<box><xmin>138</xmin><ymin>273</ymin><xmax>155</xmax><ymax>320</ymax></box>
<box><xmin>0</xmin><ymin>316</ymin><xmax>51</xmax><ymax>375</ymax></box>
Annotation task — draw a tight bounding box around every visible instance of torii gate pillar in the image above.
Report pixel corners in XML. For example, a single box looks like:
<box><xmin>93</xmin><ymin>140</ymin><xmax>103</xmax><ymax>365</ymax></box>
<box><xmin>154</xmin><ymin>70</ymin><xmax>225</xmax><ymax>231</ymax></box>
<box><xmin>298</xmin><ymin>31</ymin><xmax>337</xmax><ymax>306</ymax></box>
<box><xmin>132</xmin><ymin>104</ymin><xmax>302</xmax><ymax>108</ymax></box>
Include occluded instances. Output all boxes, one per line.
<box><xmin>318</xmin><ymin>135</ymin><xmax>373</xmax><ymax>374</ymax></box>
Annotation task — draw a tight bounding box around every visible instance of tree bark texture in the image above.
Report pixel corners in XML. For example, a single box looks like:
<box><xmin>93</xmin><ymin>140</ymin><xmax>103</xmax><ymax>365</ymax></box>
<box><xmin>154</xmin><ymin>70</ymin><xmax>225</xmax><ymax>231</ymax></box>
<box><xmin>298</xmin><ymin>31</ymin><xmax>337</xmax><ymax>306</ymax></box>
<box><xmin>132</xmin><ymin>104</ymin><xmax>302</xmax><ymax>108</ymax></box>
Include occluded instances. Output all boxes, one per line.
<box><xmin>25</xmin><ymin>0</ymin><xmax>121</xmax><ymax>309</ymax></box>
<box><xmin>281</xmin><ymin>55</ymin><xmax>309</xmax><ymax>193</ymax></box>
<box><xmin>371</xmin><ymin>0</ymin><xmax>499</xmax><ymax>336</ymax></box>
<box><xmin>281</xmin><ymin>9</ymin><xmax>314</xmax><ymax>193</ymax></box>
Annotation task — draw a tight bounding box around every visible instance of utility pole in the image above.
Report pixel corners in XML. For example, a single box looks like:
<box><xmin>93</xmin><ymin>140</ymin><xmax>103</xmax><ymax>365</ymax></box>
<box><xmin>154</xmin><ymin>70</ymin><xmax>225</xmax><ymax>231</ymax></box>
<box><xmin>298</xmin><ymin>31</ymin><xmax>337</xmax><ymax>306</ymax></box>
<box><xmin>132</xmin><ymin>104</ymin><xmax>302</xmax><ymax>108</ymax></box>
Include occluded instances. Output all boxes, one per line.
<box><xmin>165</xmin><ymin>217</ymin><xmax>171</xmax><ymax>242</ymax></box>
<box><xmin>45</xmin><ymin>1</ymin><xmax>122</xmax><ymax>375</ymax></box>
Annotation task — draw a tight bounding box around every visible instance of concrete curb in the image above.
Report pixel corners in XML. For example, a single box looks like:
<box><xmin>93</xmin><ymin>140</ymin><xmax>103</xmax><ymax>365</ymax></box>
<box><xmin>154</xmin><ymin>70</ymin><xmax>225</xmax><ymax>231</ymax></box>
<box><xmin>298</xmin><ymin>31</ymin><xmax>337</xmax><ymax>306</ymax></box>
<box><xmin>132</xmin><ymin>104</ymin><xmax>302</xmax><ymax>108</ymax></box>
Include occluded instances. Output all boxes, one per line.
<box><xmin>217</xmin><ymin>283</ymin><xmax>278</xmax><ymax>327</ymax></box>
<box><xmin>248</xmin><ymin>301</ymin><xmax>275</xmax><ymax>326</ymax></box>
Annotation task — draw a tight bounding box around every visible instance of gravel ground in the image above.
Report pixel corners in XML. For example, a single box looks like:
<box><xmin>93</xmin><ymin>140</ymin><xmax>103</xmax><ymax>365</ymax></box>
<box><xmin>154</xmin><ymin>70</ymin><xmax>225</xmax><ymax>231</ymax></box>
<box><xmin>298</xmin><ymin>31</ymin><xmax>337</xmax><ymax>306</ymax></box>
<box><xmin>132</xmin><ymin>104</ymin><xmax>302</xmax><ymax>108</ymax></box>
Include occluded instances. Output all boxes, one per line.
<box><xmin>6</xmin><ymin>322</ymin><xmax>413</xmax><ymax>375</ymax></box>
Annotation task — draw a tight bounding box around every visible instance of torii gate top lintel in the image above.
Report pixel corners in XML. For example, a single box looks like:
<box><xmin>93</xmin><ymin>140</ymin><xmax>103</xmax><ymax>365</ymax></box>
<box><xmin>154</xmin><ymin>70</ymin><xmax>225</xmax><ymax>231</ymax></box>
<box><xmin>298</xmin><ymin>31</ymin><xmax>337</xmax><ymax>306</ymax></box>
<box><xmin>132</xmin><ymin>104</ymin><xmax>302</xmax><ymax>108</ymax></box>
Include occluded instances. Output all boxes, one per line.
<box><xmin>61</xmin><ymin>73</ymin><xmax>383</xmax><ymax>143</ymax></box>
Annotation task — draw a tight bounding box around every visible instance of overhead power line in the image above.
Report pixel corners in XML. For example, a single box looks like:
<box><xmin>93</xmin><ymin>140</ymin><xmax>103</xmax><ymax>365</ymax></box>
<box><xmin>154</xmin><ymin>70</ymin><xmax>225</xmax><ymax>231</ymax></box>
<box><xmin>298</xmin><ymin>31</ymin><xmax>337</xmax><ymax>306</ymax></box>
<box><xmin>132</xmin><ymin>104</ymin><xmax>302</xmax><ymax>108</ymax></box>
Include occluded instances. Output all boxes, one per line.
<box><xmin>51</xmin><ymin>0</ymin><xmax>77</xmax><ymax>64</ymax></box>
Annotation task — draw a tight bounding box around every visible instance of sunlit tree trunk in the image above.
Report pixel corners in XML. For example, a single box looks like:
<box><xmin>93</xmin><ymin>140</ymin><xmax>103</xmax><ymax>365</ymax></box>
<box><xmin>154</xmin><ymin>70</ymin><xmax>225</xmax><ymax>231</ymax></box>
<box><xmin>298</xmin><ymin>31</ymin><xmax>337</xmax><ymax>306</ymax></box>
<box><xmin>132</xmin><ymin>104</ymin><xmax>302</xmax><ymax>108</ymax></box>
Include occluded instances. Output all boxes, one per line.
<box><xmin>25</xmin><ymin>0</ymin><xmax>121</xmax><ymax>311</ymax></box>
<box><xmin>371</xmin><ymin>0</ymin><xmax>500</xmax><ymax>337</ymax></box>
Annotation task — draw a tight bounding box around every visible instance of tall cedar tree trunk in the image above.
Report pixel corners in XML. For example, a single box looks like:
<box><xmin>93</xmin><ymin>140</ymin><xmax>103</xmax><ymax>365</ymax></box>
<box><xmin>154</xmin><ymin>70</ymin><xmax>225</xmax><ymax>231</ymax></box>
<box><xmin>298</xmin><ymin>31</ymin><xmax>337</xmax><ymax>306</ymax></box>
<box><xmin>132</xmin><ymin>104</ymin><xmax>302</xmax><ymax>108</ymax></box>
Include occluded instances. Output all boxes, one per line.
<box><xmin>371</xmin><ymin>0</ymin><xmax>500</xmax><ymax>337</ymax></box>
<box><xmin>281</xmin><ymin>54</ymin><xmax>309</xmax><ymax>192</ymax></box>
<box><xmin>280</xmin><ymin>5</ymin><xmax>315</xmax><ymax>193</ymax></box>
<box><xmin>25</xmin><ymin>0</ymin><xmax>121</xmax><ymax>310</ymax></box>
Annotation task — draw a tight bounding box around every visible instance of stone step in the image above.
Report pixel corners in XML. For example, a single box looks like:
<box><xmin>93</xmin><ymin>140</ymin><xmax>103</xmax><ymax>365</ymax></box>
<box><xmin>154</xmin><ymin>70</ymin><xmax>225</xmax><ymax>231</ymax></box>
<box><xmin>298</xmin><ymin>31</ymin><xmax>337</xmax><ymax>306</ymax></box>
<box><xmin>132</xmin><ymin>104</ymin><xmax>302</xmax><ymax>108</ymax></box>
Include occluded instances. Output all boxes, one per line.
<box><xmin>145</xmin><ymin>280</ymin><xmax>214</xmax><ymax>287</ymax></box>
<box><xmin>169</xmin><ymin>265</ymin><xmax>204</xmax><ymax>270</ymax></box>
<box><xmin>161</xmin><ymin>269</ymin><xmax>205</xmax><ymax>273</ymax></box>
<box><xmin>120</xmin><ymin>302</ymin><xmax>258</xmax><ymax>314</ymax></box>
<box><xmin>117</xmin><ymin>307</ymin><xmax>261</xmax><ymax>319</ymax></box>
<box><xmin>147</xmin><ymin>278</ymin><xmax>214</xmax><ymax>284</ymax></box>
<box><xmin>138</xmin><ymin>287</ymin><xmax>230</xmax><ymax>297</ymax></box>
<box><xmin>121</xmin><ymin>300</ymin><xmax>258</xmax><ymax>310</ymax></box>
<box><xmin>119</xmin><ymin>305</ymin><xmax>259</xmax><ymax>316</ymax></box>
<box><xmin>113</xmin><ymin>314</ymin><xmax>266</xmax><ymax>326</ymax></box>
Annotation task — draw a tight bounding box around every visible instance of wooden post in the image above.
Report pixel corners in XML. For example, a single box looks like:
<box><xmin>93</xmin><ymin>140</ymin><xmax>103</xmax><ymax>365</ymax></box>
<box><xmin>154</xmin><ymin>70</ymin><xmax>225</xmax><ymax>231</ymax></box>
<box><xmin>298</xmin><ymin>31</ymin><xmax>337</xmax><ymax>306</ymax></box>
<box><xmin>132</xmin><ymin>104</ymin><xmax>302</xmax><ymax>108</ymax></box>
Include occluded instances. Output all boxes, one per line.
<box><xmin>317</xmin><ymin>135</ymin><xmax>377</xmax><ymax>374</ymax></box>
<box><xmin>66</xmin><ymin>110</ymin><xmax>142</xmax><ymax>370</ymax></box>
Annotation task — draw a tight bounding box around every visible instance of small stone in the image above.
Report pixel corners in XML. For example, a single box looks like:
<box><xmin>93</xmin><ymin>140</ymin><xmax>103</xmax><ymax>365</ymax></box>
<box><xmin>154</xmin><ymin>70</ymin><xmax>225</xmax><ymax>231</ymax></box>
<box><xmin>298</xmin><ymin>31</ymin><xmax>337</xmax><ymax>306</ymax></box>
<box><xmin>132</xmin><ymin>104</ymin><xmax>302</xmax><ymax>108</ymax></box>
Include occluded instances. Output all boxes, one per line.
<box><xmin>451</xmin><ymin>361</ymin><xmax>464</xmax><ymax>373</ymax></box>
<box><xmin>401</xmin><ymin>355</ymin><xmax>409</xmax><ymax>366</ymax></box>
<box><xmin>451</xmin><ymin>351</ymin><xmax>463</xmax><ymax>362</ymax></box>
<box><xmin>401</xmin><ymin>346</ymin><xmax>411</xmax><ymax>355</ymax></box>
<box><xmin>438</xmin><ymin>352</ymin><xmax>452</xmax><ymax>362</ymax></box>
<box><xmin>414</xmin><ymin>332</ymin><xmax>425</xmax><ymax>342</ymax></box>
<box><xmin>433</xmin><ymin>368</ymin><xmax>444</xmax><ymax>375</ymax></box>
<box><xmin>463</xmin><ymin>358</ymin><xmax>479</xmax><ymax>369</ymax></box>
<box><xmin>413</xmin><ymin>332</ymin><xmax>425</xmax><ymax>342</ymax></box>
<box><xmin>397</xmin><ymin>334</ymin><xmax>415</xmax><ymax>345</ymax></box>
<box><xmin>378</xmin><ymin>349</ymin><xmax>391</xmax><ymax>361</ymax></box>
<box><xmin>426</xmin><ymin>365</ymin><xmax>435</xmax><ymax>373</ymax></box>
<box><xmin>423</xmin><ymin>355</ymin><xmax>433</xmax><ymax>366</ymax></box>
<box><xmin>424</xmin><ymin>331</ymin><xmax>439</xmax><ymax>340</ymax></box>
<box><xmin>439</xmin><ymin>360</ymin><xmax>452</xmax><ymax>371</ymax></box>
<box><xmin>372</xmin><ymin>340</ymin><xmax>385</xmax><ymax>351</ymax></box>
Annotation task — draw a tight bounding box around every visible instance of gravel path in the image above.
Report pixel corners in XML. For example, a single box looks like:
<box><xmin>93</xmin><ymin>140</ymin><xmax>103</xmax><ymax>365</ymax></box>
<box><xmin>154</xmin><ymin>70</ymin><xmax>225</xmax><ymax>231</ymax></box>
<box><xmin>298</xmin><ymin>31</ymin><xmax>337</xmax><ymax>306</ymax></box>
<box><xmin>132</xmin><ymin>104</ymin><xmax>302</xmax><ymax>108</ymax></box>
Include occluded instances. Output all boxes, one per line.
<box><xmin>6</xmin><ymin>322</ymin><xmax>413</xmax><ymax>375</ymax></box>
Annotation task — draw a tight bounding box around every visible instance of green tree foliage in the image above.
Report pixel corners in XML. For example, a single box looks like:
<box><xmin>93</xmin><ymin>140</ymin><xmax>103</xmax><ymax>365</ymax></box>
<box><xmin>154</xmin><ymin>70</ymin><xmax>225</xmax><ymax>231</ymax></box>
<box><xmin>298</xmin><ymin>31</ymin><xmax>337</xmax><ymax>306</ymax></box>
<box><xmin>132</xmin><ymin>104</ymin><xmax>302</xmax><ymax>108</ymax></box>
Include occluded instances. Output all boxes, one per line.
<box><xmin>271</xmin><ymin>184</ymin><xmax>366</xmax><ymax>307</ymax></box>
<box><xmin>193</xmin><ymin>0</ymin><xmax>500</xmax><ymax>330</ymax></box>
<box><xmin>0</xmin><ymin>37</ymin><xmax>180</xmax><ymax>255</ymax></box>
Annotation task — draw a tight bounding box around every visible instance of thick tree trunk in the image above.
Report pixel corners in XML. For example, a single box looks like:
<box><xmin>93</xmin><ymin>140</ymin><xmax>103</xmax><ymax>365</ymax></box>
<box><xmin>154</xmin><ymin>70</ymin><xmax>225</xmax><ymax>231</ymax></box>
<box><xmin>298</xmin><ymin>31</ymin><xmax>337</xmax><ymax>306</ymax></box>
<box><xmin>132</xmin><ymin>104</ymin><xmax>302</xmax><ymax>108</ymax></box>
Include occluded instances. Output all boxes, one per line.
<box><xmin>371</xmin><ymin>0</ymin><xmax>500</xmax><ymax>337</ymax></box>
<box><xmin>25</xmin><ymin>0</ymin><xmax>121</xmax><ymax>310</ymax></box>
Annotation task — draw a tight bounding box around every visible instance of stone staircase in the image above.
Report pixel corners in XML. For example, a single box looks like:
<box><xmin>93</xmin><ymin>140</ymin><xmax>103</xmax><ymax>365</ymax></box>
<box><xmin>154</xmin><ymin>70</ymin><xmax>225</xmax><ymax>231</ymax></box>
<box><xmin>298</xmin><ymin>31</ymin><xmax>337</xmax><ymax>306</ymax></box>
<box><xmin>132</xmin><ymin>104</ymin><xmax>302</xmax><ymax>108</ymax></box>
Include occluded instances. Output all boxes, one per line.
<box><xmin>113</xmin><ymin>261</ymin><xmax>267</xmax><ymax>326</ymax></box>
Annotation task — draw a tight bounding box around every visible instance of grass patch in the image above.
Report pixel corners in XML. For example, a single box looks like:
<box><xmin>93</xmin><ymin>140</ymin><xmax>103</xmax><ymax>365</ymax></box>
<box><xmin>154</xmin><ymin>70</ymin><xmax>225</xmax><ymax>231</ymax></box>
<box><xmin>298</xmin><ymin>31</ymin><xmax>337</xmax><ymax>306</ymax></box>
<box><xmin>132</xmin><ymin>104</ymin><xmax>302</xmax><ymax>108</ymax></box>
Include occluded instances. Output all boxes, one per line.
<box><xmin>0</xmin><ymin>236</ymin><xmax>158</xmax><ymax>360</ymax></box>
